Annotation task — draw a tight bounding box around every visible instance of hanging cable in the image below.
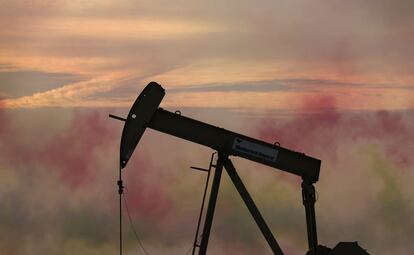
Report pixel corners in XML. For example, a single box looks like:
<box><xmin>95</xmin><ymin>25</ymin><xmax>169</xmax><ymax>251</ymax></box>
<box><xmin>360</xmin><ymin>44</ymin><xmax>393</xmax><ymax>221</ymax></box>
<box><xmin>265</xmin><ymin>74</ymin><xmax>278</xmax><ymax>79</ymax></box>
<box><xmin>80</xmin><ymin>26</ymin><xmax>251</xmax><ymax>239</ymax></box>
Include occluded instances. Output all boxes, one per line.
<box><xmin>119</xmin><ymin>166</ymin><xmax>197</xmax><ymax>255</ymax></box>
<box><xmin>123</xmin><ymin>191</ymin><xmax>151</xmax><ymax>255</ymax></box>
<box><xmin>118</xmin><ymin>165</ymin><xmax>124</xmax><ymax>255</ymax></box>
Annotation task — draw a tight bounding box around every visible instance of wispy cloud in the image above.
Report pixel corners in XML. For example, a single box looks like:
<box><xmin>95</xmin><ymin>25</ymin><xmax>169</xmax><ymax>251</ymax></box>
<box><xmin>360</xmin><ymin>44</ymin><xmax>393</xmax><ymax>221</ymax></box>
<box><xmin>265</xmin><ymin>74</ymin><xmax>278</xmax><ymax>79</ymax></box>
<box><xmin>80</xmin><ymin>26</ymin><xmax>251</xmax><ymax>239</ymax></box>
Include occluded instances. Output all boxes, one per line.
<box><xmin>0</xmin><ymin>70</ymin><xmax>84</xmax><ymax>98</ymax></box>
<box><xmin>1</xmin><ymin>0</ymin><xmax>414</xmax><ymax>110</ymax></box>
<box><xmin>1</xmin><ymin>73</ymin><xmax>130</xmax><ymax>108</ymax></box>
<box><xmin>1</xmin><ymin>17</ymin><xmax>225</xmax><ymax>42</ymax></box>
<box><xmin>3</xmin><ymin>75</ymin><xmax>414</xmax><ymax>110</ymax></box>
<box><xmin>168</xmin><ymin>78</ymin><xmax>414</xmax><ymax>95</ymax></box>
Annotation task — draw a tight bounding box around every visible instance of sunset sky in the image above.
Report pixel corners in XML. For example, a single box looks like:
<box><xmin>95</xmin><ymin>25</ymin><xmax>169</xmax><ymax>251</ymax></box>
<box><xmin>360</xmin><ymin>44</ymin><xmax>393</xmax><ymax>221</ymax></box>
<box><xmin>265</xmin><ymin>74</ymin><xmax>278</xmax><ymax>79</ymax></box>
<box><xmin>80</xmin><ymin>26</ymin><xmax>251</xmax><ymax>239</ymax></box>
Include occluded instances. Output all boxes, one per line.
<box><xmin>1</xmin><ymin>1</ymin><xmax>414</xmax><ymax>254</ymax></box>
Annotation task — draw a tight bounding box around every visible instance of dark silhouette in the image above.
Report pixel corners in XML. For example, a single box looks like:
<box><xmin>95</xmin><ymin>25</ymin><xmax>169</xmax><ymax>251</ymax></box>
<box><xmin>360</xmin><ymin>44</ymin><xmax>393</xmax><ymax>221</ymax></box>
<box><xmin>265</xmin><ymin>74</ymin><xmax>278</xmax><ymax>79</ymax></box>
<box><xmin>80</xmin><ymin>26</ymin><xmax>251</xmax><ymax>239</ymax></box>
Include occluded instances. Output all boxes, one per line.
<box><xmin>110</xmin><ymin>81</ymin><xmax>370</xmax><ymax>255</ymax></box>
<box><xmin>330</xmin><ymin>242</ymin><xmax>370</xmax><ymax>255</ymax></box>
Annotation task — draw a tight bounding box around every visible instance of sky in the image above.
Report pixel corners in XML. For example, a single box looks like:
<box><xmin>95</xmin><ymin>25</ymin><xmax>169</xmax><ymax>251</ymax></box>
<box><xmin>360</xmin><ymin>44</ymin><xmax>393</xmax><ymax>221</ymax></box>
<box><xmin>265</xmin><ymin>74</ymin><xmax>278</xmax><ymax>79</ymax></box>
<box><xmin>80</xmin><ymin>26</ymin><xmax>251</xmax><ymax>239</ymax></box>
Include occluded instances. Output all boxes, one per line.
<box><xmin>0</xmin><ymin>0</ymin><xmax>414</xmax><ymax>254</ymax></box>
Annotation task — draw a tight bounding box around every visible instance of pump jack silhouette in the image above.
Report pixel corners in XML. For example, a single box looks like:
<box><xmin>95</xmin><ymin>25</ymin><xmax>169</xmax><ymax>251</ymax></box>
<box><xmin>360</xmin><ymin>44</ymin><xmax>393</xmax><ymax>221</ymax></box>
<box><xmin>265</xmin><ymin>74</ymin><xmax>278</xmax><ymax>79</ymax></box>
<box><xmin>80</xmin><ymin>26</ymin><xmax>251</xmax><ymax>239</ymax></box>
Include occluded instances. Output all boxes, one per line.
<box><xmin>110</xmin><ymin>82</ymin><xmax>370</xmax><ymax>255</ymax></box>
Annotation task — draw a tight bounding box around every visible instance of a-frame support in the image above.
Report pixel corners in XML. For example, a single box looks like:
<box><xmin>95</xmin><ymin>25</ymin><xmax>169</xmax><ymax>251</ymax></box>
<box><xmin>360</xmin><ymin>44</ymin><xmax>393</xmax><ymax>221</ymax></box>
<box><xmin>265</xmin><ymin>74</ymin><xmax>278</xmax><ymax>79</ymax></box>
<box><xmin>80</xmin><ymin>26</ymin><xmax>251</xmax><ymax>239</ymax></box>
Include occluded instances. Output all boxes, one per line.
<box><xmin>198</xmin><ymin>153</ymin><xmax>284</xmax><ymax>255</ymax></box>
<box><xmin>198</xmin><ymin>153</ymin><xmax>225</xmax><ymax>254</ymax></box>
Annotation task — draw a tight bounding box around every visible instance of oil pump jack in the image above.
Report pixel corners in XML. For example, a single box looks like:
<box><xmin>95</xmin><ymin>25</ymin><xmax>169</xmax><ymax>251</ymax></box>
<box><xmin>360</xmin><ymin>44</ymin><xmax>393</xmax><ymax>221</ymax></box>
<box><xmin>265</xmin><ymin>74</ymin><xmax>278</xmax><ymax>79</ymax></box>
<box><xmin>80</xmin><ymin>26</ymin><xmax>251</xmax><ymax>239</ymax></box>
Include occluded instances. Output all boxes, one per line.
<box><xmin>110</xmin><ymin>82</ymin><xmax>369</xmax><ymax>255</ymax></box>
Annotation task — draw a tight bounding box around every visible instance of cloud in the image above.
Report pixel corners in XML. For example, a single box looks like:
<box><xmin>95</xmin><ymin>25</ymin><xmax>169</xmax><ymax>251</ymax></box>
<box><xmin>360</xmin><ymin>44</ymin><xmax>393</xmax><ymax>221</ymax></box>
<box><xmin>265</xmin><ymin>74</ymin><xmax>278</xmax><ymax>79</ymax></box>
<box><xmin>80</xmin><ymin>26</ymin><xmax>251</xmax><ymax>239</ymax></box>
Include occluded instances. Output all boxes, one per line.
<box><xmin>0</xmin><ymin>69</ymin><xmax>83</xmax><ymax>98</ymax></box>
<box><xmin>1</xmin><ymin>100</ymin><xmax>414</xmax><ymax>254</ymax></box>
<box><xmin>2</xmin><ymin>71</ymin><xmax>413</xmax><ymax>111</ymax></box>
<box><xmin>0</xmin><ymin>107</ymin><xmax>120</xmax><ymax>253</ymax></box>
<box><xmin>1</xmin><ymin>73</ymin><xmax>131</xmax><ymax>108</ymax></box>
<box><xmin>1</xmin><ymin>0</ymin><xmax>414</xmax><ymax>111</ymax></box>
<box><xmin>169</xmin><ymin>80</ymin><xmax>292</xmax><ymax>93</ymax></box>
<box><xmin>257</xmin><ymin>95</ymin><xmax>414</xmax><ymax>164</ymax></box>
<box><xmin>249</xmin><ymin>96</ymin><xmax>414</xmax><ymax>254</ymax></box>
<box><xmin>0</xmin><ymin>92</ymin><xmax>9</xmax><ymax>100</ymax></box>
<box><xmin>168</xmin><ymin>78</ymin><xmax>414</xmax><ymax>94</ymax></box>
<box><xmin>0</xmin><ymin>106</ymin><xmax>209</xmax><ymax>254</ymax></box>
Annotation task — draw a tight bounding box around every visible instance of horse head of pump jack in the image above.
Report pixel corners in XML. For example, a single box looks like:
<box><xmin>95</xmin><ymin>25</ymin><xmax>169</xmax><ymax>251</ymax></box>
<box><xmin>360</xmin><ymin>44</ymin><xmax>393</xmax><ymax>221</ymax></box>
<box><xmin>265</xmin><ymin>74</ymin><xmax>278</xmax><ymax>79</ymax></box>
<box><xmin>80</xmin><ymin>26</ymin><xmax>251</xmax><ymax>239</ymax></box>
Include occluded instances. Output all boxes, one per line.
<box><xmin>119</xmin><ymin>82</ymin><xmax>165</xmax><ymax>169</ymax></box>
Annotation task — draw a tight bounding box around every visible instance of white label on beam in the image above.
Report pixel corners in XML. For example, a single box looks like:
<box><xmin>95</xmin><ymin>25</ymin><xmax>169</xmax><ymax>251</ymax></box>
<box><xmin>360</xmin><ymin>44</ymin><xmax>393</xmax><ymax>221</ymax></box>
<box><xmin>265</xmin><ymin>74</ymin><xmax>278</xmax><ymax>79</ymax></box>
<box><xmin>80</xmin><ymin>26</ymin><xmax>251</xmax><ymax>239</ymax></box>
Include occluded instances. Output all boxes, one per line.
<box><xmin>232</xmin><ymin>138</ymin><xmax>278</xmax><ymax>162</ymax></box>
